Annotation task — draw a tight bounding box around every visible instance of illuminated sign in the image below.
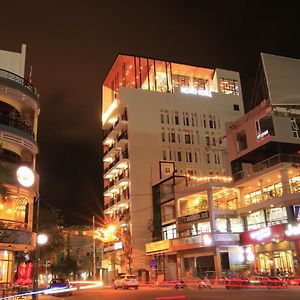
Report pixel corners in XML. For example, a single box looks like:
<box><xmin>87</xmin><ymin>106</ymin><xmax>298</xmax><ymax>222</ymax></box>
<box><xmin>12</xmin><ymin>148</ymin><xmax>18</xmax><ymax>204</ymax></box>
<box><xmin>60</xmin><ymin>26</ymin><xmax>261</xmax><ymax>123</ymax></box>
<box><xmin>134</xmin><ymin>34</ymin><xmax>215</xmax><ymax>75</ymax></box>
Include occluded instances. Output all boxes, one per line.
<box><xmin>178</xmin><ymin>211</ymin><xmax>209</xmax><ymax>224</ymax></box>
<box><xmin>114</xmin><ymin>241</ymin><xmax>123</xmax><ymax>250</ymax></box>
<box><xmin>16</xmin><ymin>166</ymin><xmax>35</xmax><ymax>187</ymax></box>
<box><xmin>180</xmin><ymin>87</ymin><xmax>212</xmax><ymax>98</ymax></box>
<box><xmin>285</xmin><ymin>223</ymin><xmax>300</xmax><ymax>236</ymax></box>
<box><xmin>146</xmin><ymin>240</ymin><xmax>170</xmax><ymax>254</ymax></box>
<box><xmin>257</xmin><ymin>130</ymin><xmax>269</xmax><ymax>140</ymax></box>
<box><xmin>250</xmin><ymin>227</ymin><xmax>271</xmax><ymax>241</ymax></box>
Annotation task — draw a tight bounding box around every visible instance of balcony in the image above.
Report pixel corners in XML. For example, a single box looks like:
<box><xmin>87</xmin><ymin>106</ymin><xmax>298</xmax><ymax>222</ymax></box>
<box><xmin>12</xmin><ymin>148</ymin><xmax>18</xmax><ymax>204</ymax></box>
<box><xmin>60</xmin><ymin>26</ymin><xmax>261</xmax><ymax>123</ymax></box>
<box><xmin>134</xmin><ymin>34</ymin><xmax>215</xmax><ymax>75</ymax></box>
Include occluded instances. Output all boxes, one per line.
<box><xmin>0</xmin><ymin>114</ymin><xmax>35</xmax><ymax>140</ymax></box>
<box><xmin>0</xmin><ymin>68</ymin><xmax>39</xmax><ymax>99</ymax></box>
<box><xmin>233</xmin><ymin>154</ymin><xmax>300</xmax><ymax>181</ymax></box>
<box><xmin>0</xmin><ymin>226</ymin><xmax>36</xmax><ymax>250</ymax></box>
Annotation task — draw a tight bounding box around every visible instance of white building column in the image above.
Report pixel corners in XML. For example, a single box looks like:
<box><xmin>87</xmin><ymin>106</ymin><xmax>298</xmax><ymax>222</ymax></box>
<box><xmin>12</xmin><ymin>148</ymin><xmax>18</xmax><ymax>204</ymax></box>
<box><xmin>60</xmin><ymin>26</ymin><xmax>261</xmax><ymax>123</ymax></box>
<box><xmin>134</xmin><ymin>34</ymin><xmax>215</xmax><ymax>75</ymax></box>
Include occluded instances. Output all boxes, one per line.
<box><xmin>214</xmin><ymin>247</ymin><xmax>222</xmax><ymax>278</ymax></box>
<box><xmin>207</xmin><ymin>187</ymin><xmax>216</xmax><ymax>232</ymax></box>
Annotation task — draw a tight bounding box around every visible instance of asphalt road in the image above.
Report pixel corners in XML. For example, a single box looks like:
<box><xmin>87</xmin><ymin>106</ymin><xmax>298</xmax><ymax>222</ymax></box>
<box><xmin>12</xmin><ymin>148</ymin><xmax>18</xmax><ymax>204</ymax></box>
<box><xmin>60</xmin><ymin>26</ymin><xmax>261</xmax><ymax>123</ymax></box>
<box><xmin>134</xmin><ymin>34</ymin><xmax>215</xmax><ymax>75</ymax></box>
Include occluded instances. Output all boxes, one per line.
<box><xmin>39</xmin><ymin>286</ymin><xmax>300</xmax><ymax>300</ymax></box>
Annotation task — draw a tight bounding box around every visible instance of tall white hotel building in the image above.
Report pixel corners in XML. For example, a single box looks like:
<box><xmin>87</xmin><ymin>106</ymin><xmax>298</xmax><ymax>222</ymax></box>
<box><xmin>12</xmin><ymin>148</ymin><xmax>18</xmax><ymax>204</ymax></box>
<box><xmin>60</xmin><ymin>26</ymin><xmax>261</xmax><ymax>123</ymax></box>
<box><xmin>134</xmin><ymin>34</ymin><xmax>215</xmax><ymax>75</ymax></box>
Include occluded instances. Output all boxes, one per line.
<box><xmin>101</xmin><ymin>55</ymin><xmax>244</xmax><ymax>280</ymax></box>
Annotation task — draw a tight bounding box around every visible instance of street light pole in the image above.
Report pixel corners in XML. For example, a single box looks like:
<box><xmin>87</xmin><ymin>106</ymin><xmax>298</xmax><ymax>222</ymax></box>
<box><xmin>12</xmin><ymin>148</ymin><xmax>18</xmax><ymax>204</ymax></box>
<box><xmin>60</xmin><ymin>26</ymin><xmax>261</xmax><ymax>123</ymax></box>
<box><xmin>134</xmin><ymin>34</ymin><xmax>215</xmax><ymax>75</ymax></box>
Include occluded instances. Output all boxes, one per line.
<box><xmin>93</xmin><ymin>216</ymin><xmax>96</xmax><ymax>280</ymax></box>
<box><xmin>32</xmin><ymin>194</ymin><xmax>40</xmax><ymax>300</ymax></box>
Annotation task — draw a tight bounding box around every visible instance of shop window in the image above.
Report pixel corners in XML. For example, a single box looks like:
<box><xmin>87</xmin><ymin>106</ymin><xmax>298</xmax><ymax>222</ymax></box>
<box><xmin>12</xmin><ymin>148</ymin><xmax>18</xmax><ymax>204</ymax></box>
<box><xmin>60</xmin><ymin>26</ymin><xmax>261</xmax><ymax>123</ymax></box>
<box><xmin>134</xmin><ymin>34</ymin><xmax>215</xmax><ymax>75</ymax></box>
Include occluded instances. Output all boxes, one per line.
<box><xmin>230</xmin><ymin>218</ymin><xmax>244</xmax><ymax>232</ymax></box>
<box><xmin>219</xmin><ymin>78</ymin><xmax>239</xmax><ymax>95</ymax></box>
<box><xmin>247</xmin><ymin>211</ymin><xmax>266</xmax><ymax>230</ymax></box>
<box><xmin>266</xmin><ymin>207</ymin><xmax>287</xmax><ymax>226</ymax></box>
<box><xmin>216</xmin><ymin>219</ymin><xmax>227</xmax><ymax>232</ymax></box>
<box><xmin>236</xmin><ymin>130</ymin><xmax>248</xmax><ymax>152</ymax></box>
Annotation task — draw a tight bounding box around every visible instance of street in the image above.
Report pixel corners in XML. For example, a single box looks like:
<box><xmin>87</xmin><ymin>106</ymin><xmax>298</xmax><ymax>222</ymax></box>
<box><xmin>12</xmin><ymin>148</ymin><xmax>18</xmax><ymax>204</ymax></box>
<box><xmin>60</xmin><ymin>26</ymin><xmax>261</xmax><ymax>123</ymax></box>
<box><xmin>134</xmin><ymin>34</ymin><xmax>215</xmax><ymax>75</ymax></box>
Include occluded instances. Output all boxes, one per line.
<box><xmin>39</xmin><ymin>286</ymin><xmax>300</xmax><ymax>300</ymax></box>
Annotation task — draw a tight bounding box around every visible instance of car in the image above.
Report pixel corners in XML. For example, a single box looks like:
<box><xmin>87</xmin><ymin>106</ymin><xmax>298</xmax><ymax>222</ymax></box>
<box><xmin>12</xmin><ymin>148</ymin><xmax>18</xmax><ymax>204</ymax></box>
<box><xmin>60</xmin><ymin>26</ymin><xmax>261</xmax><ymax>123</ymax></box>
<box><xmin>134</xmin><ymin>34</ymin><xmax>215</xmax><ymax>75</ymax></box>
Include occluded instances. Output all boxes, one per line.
<box><xmin>113</xmin><ymin>274</ymin><xmax>139</xmax><ymax>289</ymax></box>
<box><xmin>225</xmin><ymin>277</ymin><xmax>250</xmax><ymax>289</ymax></box>
<box><xmin>47</xmin><ymin>278</ymin><xmax>73</xmax><ymax>296</ymax></box>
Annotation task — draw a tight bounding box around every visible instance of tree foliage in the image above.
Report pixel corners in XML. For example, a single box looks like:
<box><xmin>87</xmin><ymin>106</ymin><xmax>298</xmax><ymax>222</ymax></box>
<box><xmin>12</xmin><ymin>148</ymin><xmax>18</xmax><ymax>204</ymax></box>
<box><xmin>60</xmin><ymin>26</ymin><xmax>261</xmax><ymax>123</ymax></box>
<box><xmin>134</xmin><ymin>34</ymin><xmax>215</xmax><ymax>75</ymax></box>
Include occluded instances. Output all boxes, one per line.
<box><xmin>50</xmin><ymin>257</ymin><xmax>78</xmax><ymax>278</ymax></box>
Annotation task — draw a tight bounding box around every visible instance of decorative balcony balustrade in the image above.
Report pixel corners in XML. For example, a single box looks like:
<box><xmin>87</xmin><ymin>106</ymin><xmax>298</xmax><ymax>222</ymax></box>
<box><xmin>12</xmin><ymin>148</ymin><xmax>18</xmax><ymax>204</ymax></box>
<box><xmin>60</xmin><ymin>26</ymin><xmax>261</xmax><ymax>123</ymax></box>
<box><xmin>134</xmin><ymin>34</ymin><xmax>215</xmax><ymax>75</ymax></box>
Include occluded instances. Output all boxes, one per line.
<box><xmin>0</xmin><ymin>114</ymin><xmax>35</xmax><ymax>138</ymax></box>
<box><xmin>0</xmin><ymin>68</ymin><xmax>39</xmax><ymax>98</ymax></box>
<box><xmin>0</xmin><ymin>218</ymin><xmax>29</xmax><ymax>231</ymax></box>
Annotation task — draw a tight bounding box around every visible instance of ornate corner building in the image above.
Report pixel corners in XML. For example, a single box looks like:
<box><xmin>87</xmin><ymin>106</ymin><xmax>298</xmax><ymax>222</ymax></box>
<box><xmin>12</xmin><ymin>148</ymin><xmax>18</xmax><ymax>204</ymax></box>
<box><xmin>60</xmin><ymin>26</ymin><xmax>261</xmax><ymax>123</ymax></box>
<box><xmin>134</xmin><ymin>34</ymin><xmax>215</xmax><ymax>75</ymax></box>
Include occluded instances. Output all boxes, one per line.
<box><xmin>0</xmin><ymin>45</ymin><xmax>40</xmax><ymax>284</ymax></box>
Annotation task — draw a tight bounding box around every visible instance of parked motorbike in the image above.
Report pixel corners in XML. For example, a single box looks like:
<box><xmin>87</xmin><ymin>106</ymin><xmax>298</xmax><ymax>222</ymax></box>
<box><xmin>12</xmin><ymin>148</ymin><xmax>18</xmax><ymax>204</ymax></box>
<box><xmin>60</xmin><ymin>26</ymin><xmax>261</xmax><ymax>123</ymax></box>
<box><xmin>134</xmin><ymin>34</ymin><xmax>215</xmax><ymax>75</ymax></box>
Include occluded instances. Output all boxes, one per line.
<box><xmin>174</xmin><ymin>280</ymin><xmax>187</xmax><ymax>290</ymax></box>
<box><xmin>198</xmin><ymin>278</ymin><xmax>212</xmax><ymax>289</ymax></box>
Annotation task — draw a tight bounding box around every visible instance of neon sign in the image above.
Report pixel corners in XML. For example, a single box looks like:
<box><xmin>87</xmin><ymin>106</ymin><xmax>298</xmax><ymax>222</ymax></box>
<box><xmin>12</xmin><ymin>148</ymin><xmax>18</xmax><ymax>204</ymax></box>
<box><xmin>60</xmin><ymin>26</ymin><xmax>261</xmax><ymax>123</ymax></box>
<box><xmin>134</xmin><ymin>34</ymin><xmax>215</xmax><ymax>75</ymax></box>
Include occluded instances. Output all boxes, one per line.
<box><xmin>180</xmin><ymin>87</ymin><xmax>212</xmax><ymax>98</ymax></box>
<box><xmin>250</xmin><ymin>227</ymin><xmax>271</xmax><ymax>241</ymax></box>
<box><xmin>285</xmin><ymin>224</ymin><xmax>300</xmax><ymax>236</ymax></box>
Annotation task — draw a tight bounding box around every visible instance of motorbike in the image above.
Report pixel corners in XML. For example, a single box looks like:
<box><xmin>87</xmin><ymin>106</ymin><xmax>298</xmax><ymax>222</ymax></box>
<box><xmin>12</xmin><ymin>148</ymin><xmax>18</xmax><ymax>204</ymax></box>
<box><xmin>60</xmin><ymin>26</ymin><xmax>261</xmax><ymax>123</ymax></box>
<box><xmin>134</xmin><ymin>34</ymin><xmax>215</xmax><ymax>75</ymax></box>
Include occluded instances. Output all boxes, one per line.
<box><xmin>174</xmin><ymin>280</ymin><xmax>187</xmax><ymax>289</ymax></box>
<box><xmin>198</xmin><ymin>278</ymin><xmax>212</xmax><ymax>289</ymax></box>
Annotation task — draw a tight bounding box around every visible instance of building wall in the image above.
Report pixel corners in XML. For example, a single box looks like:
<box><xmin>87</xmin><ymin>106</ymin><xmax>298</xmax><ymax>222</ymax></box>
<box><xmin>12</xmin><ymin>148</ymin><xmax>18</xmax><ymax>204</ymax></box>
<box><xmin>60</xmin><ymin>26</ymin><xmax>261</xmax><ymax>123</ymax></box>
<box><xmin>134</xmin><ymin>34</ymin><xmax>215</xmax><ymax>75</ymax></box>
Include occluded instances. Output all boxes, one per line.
<box><xmin>0</xmin><ymin>44</ymin><xmax>26</xmax><ymax>77</ymax></box>
<box><xmin>118</xmin><ymin>80</ymin><xmax>244</xmax><ymax>270</ymax></box>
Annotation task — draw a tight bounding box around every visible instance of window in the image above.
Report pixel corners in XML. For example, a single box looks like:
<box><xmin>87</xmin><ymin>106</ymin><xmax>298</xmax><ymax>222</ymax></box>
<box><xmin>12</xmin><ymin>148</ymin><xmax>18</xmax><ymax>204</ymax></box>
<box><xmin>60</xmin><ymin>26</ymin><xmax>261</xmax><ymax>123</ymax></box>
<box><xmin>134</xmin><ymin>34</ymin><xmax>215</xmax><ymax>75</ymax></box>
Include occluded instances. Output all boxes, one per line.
<box><xmin>162</xmin><ymin>150</ymin><xmax>167</xmax><ymax>160</ymax></box>
<box><xmin>161</xmin><ymin>131</ymin><xmax>165</xmax><ymax>142</ymax></box>
<box><xmin>172</xmin><ymin>75</ymin><xmax>190</xmax><ymax>88</ymax></box>
<box><xmin>233</xmin><ymin>104</ymin><xmax>240</xmax><ymax>111</ymax></box>
<box><xmin>256</xmin><ymin>115</ymin><xmax>275</xmax><ymax>139</ymax></box>
<box><xmin>160</xmin><ymin>113</ymin><xmax>164</xmax><ymax>124</ymax></box>
<box><xmin>192</xmin><ymin>77</ymin><xmax>208</xmax><ymax>90</ymax></box>
<box><xmin>175</xmin><ymin>114</ymin><xmax>179</xmax><ymax>125</ymax></box>
<box><xmin>247</xmin><ymin>211</ymin><xmax>266</xmax><ymax>230</ymax></box>
<box><xmin>170</xmin><ymin>132</ymin><xmax>175</xmax><ymax>143</ymax></box>
<box><xmin>206</xmin><ymin>135</ymin><xmax>210</xmax><ymax>146</ymax></box>
<box><xmin>194</xmin><ymin>152</ymin><xmax>198</xmax><ymax>163</ymax></box>
<box><xmin>291</xmin><ymin>117</ymin><xmax>300</xmax><ymax>138</ymax></box>
<box><xmin>219</xmin><ymin>78</ymin><xmax>239</xmax><ymax>95</ymax></box>
<box><xmin>206</xmin><ymin>153</ymin><xmax>210</xmax><ymax>164</ymax></box>
<box><xmin>185</xmin><ymin>134</ymin><xmax>191</xmax><ymax>144</ymax></box>
<box><xmin>185</xmin><ymin>115</ymin><xmax>189</xmax><ymax>126</ymax></box>
<box><xmin>236</xmin><ymin>130</ymin><xmax>247</xmax><ymax>151</ymax></box>
<box><xmin>203</xmin><ymin>115</ymin><xmax>207</xmax><ymax>128</ymax></box>
<box><xmin>209</xmin><ymin>115</ymin><xmax>214</xmax><ymax>128</ymax></box>
<box><xmin>187</xmin><ymin>151</ymin><xmax>192</xmax><ymax>162</ymax></box>
<box><xmin>178</xmin><ymin>132</ymin><xmax>181</xmax><ymax>143</ymax></box>
<box><xmin>162</xmin><ymin>224</ymin><xmax>177</xmax><ymax>240</ymax></box>
<box><xmin>178</xmin><ymin>151</ymin><xmax>182</xmax><ymax>161</ymax></box>
<box><xmin>212</xmin><ymin>137</ymin><xmax>216</xmax><ymax>146</ymax></box>
<box><xmin>166</xmin><ymin>114</ymin><xmax>169</xmax><ymax>124</ymax></box>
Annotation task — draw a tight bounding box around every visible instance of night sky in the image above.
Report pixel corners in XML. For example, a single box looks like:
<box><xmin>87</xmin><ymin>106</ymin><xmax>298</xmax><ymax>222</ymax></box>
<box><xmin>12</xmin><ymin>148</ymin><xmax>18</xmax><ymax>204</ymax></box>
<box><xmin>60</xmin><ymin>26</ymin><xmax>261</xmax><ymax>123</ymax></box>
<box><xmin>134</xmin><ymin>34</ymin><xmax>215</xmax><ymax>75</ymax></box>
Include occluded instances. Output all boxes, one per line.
<box><xmin>1</xmin><ymin>0</ymin><xmax>299</xmax><ymax>225</ymax></box>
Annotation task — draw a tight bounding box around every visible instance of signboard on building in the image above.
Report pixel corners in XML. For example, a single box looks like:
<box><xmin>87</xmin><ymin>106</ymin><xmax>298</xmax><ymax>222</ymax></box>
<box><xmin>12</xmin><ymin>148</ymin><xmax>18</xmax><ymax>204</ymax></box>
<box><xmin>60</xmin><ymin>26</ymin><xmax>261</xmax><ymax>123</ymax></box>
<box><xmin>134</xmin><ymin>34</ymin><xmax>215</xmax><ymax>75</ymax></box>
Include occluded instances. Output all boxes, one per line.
<box><xmin>240</xmin><ymin>224</ymin><xmax>285</xmax><ymax>245</ymax></box>
<box><xmin>178</xmin><ymin>211</ymin><xmax>209</xmax><ymax>224</ymax></box>
<box><xmin>159</xmin><ymin>161</ymin><xmax>175</xmax><ymax>179</ymax></box>
<box><xmin>146</xmin><ymin>240</ymin><xmax>170</xmax><ymax>254</ymax></box>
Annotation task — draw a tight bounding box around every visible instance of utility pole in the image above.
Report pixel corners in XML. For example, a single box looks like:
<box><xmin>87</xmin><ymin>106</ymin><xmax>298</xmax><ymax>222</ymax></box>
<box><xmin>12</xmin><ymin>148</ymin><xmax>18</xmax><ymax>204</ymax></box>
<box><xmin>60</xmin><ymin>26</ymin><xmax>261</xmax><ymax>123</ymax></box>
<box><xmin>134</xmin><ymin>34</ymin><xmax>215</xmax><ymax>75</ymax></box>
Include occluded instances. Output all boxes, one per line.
<box><xmin>93</xmin><ymin>216</ymin><xmax>96</xmax><ymax>280</ymax></box>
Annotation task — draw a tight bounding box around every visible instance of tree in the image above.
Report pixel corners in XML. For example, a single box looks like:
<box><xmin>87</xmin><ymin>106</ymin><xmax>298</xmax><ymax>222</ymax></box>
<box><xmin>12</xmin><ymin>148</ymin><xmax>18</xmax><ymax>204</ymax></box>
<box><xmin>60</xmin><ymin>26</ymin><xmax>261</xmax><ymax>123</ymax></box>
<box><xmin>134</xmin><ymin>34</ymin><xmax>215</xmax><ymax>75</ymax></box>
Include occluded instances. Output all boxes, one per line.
<box><xmin>38</xmin><ymin>203</ymin><xmax>65</xmax><ymax>262</ymax></box>
<box><xmin>50</xmin><ymin>257</ymin><xmax>78</xmax><ymax>278</ymax></box>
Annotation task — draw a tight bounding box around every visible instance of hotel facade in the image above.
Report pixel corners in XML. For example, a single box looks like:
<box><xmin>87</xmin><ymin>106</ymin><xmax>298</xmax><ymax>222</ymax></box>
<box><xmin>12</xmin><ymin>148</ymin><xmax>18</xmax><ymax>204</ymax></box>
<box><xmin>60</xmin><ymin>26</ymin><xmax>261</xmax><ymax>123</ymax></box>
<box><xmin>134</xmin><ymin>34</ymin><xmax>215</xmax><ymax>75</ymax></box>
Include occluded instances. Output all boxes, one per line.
<box><xmin>0</xmin><ymin>45</ymin><xmax>40</xmax><ymax>285</ymax></box>
<box><xmin>146</xmin><ymin>53</ymin><xmax>300</xmax><ymax>280</ymax></box>
<box><xmin>101</xmin><ymin>54</ymin><xmax>244</xmax><ymax>280</ymax></box>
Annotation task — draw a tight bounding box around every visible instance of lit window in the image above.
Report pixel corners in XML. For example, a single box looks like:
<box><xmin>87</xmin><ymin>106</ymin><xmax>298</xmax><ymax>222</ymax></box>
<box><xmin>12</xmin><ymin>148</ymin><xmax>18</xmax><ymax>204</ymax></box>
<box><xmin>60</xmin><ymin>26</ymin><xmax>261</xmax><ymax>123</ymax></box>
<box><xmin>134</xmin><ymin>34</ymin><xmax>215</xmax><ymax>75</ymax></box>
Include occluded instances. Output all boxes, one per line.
<box><xmin>219</xmin><ymin>78</ymin><xmax>239</xmax><ymax>95</ymax></box>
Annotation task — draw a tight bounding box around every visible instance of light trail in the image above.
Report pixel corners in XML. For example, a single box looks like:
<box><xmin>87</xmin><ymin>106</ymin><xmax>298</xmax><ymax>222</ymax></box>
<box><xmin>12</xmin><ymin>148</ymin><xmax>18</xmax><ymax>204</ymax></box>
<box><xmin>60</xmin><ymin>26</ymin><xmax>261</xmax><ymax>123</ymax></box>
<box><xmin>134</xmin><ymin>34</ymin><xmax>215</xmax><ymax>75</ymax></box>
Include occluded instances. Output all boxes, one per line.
<box><xmin>0</xmin><ymin>280</ymin><xmax>104</xmax><ymax>300</ymax></box>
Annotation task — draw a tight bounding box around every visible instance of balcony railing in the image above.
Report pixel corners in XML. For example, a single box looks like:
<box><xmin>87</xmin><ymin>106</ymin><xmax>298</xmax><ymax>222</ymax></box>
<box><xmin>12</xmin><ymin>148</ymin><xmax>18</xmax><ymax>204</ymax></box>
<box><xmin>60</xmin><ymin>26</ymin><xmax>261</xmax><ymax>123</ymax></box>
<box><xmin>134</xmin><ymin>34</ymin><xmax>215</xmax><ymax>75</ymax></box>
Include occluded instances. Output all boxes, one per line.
<box><xmin>0</xmin><ymin>115</ymin><xmax>35</xmax><ymax>138</ymax></box>
<box><xmin>0</xmin><ymin>68</ymin><xmax>39</xmax><ymax>98</ymax></box>
<box><xmin>0</xmin><ymin>218</ymin><xmax>29</xmax><ymax>231</ymax></box>
<box><xmin>233</xmin><ymin>154</ymin><xmax>300</xmax><ymax>181</ymax></box>
<box><xmin>238</xmin><ymin>182</ymin><xmax>300</xmax><ymax>209</ymax></box>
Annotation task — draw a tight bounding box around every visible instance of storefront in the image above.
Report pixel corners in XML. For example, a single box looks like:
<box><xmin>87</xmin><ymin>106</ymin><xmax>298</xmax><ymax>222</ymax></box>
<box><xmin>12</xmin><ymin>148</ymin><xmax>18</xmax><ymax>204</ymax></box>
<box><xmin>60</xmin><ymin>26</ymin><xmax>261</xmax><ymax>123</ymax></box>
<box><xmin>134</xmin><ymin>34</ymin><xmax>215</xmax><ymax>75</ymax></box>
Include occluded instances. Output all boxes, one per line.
<box><xmin>241</xmin><ymin>223</ymin><xmax>300</xmax><ymax>275</ymax></box>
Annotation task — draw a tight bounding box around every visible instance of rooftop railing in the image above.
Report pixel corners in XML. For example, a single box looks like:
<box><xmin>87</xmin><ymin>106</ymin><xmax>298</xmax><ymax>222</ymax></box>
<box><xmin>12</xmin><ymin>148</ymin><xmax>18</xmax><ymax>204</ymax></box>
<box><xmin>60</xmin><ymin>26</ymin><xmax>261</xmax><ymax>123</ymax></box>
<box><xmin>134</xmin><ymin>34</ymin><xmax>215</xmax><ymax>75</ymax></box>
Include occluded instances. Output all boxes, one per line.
<box><xmin>0</xmin><ymin>68</ymin><xmax>39</xmax><ymax>98</ymax></box>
